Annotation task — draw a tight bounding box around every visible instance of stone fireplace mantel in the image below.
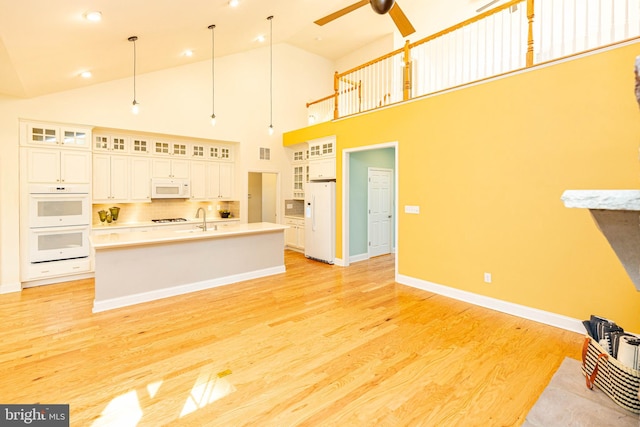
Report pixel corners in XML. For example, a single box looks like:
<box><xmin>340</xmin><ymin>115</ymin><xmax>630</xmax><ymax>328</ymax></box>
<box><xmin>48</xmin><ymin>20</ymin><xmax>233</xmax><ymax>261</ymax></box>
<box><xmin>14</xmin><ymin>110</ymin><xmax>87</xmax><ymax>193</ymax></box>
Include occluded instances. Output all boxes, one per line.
<box><xmin>561</xmin><ymin>190</ymin><xmax>640</xmax><ymax>291</ymax></box>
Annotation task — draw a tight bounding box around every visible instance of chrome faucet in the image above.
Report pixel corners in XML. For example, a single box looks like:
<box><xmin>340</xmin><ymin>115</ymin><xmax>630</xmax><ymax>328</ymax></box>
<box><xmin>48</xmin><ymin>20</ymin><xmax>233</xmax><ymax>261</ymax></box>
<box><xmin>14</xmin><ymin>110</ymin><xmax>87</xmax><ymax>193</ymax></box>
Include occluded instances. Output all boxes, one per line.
<box><xmin>195</xmin><ymin>207</ymin><xmax>207</xmax><ymax>231</ymax></box>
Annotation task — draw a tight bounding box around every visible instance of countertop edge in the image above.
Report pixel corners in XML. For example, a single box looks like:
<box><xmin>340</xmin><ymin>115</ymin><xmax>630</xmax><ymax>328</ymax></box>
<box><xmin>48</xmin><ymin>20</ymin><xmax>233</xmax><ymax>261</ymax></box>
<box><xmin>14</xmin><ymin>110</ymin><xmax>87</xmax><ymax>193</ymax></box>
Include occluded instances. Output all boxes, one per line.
<box><xmin>561</xmin><ymin>190</ymin><xmax>640</xmax><ymax>211</ymax></box>
<box><xmin>92</xmin><ymin>222</ymin><xmax>288</xmax><ymax>250</ymax></box>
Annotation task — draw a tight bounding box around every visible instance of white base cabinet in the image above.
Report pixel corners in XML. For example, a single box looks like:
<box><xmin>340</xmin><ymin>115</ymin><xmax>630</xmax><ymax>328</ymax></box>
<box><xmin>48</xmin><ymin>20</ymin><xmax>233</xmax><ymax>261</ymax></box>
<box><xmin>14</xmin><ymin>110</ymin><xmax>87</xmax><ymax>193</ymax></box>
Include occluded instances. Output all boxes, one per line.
<box><xmin>284</xmin><ymin>217</ymin><xmax>305</xmax><ymax>250</ymax></box>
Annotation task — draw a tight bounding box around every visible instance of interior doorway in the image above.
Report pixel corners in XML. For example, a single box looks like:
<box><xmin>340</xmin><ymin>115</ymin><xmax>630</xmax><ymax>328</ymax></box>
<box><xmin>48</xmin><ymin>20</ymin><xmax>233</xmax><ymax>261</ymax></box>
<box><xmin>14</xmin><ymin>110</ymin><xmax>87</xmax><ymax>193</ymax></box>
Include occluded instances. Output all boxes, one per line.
<box><xmin>368</xmin><ymin>167</ymin><xmax>393</xmax><ymax>257</ymax></box>
<box><xmin>248</xmin><ymin>172</ymin><xmax>278</xmax><ymax>223</ymax></box>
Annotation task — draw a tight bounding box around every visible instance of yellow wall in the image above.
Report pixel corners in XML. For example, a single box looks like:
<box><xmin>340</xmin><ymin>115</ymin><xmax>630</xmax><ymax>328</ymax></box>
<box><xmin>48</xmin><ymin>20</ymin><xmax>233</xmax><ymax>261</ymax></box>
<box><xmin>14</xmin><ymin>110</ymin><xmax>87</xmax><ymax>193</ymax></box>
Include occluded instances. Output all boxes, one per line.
<box><xmin>285</xmin><ymin>42</ymin><xmax>640</xmax><ymax>330</ymax></box>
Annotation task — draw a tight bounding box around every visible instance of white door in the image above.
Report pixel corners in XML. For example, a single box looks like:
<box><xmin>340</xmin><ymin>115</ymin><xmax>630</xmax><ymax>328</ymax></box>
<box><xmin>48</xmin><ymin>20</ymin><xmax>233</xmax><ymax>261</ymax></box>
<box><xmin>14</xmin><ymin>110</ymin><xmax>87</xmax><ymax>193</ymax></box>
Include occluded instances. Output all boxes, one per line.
<box><xmin>368</xmin><ymin>168</ymin><xmax>392</xmax><ymax>257</ymax></box>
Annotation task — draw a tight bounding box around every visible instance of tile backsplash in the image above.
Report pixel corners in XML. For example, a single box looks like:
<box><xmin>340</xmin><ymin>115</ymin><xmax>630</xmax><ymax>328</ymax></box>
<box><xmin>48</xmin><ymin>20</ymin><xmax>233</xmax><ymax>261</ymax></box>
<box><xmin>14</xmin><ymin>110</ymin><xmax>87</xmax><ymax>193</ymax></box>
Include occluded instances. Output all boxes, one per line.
<box><xmin>284</xmin><ymin>199</ymin><xmax>304</xmax><ymax>217</ymax></box>
<box><xmin>92</xmin><ymin>199</ymin><xmax>239</xmax><ymax>225</ymax></box>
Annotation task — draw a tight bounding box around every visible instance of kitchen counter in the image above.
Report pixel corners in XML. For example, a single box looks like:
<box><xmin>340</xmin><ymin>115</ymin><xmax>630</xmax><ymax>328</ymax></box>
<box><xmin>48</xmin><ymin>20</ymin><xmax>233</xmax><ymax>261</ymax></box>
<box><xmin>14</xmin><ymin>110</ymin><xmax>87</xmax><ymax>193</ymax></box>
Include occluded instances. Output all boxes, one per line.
<box><xmin>92</xmin><ymin>222</ymin><xmax>285</xmax><ymax>249</ymax></box>
<box><xmin>92</xmin><ymin>217</ymin><xmax>239</xmax><ymax>231</ymax></box>
<box><xmin>92</xmin><ymin>222</ymin><xmax>287</xmax><ymax>312</ymax></box>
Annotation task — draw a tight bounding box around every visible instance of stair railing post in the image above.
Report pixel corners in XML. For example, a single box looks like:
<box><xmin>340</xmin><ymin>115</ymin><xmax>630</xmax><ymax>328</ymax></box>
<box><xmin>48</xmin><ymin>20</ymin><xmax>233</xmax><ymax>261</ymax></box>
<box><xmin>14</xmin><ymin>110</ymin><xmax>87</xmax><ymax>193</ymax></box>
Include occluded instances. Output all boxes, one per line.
<box><xmin>526</xmin><ymin>0</ymin><xmax>535</xmax><ymax>67</ymax></box>
<box><xmin>333</xmin><ymin>71</ymin><xmax>339</xmax><ymax>120</ymax></box>
<box><xmin>403</xmin><ymin>40</ymin><xmax>412</xmax><ymax>101</ymax></box>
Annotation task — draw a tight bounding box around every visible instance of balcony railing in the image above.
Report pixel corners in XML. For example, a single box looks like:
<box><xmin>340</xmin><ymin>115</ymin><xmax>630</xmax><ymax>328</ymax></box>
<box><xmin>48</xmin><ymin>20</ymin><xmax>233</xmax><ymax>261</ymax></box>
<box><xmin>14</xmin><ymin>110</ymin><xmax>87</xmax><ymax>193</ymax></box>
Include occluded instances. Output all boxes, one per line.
<box><xmin>306</xmin><ymin>0</ymin><xmax>640</xmax><ymax>125</ymax></box>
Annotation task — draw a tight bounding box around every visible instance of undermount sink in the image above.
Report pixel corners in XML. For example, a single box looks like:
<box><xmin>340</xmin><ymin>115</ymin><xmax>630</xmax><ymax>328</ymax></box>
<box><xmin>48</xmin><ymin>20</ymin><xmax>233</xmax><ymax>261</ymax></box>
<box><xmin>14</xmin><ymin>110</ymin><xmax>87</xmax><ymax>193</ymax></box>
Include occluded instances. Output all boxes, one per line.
<box><xmin>175</xmin><ymin>227</ymin><xmax>217</xmax><ymax>234</ymax></box>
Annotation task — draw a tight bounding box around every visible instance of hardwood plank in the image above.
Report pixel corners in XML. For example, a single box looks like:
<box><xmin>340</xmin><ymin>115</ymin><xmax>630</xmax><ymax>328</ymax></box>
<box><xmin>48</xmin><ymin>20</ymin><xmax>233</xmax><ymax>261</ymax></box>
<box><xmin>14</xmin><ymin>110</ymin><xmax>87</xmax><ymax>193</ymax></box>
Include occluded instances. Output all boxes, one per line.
<box><xmin>0</xmin><ymin>251</ymin><xmax>582</xmax><ymax>425</ymax></box>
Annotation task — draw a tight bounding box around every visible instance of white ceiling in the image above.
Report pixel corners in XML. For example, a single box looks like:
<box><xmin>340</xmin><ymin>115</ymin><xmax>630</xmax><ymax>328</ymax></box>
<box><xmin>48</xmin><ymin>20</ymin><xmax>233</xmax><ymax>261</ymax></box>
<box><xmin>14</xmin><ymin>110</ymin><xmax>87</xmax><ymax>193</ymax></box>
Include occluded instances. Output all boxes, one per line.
<box><xmin>0</xmin><ymin>0</ymin><xmax>498</xmax><ymax>98</ymax></box>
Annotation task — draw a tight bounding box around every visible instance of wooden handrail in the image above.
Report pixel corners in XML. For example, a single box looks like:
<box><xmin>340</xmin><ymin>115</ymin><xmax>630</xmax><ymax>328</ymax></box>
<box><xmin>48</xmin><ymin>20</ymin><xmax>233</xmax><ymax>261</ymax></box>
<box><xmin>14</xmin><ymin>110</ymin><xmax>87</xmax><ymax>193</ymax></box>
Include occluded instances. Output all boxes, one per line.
<box><xmin>309</xmin><ymin>0</ymin><xmax>533</xmax><ymax>121</ymax></box>
<box><xmin>409</xmin><ymin>0</ymin><xmax>525</xmax><ymax>50</ymax></box>
<box><xmin>306</xmin><ymin>85</ymin><xmax>361</xmax><ymax>108</ymax></box>
<box><xmin>336</xmin><ymin>47</ymin><xmax>405</xmax><ymax>80</ymax></box>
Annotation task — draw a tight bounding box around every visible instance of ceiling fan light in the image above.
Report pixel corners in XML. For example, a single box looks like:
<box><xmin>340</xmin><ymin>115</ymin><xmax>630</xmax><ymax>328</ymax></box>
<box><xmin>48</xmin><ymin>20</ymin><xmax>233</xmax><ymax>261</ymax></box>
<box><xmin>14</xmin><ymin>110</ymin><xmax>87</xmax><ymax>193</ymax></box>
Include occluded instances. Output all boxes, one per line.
<box><xmin>370</xmin><ymin>0</ymin><xmax>395</xmax><ymax>15</ymax></box>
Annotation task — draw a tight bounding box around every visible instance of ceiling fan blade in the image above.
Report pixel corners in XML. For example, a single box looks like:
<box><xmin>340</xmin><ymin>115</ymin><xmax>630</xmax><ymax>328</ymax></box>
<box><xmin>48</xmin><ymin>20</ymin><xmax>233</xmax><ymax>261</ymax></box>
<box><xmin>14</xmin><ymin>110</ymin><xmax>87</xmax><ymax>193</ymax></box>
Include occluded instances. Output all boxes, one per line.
<box><xmin>388</xmin><ymin>2</ymin><xmax>416</xmax><ymax>37</ymax></box>
<box><xmin>314</xmin><ymin>0</ymin><xmax>369</xmax><ymax>26</ymax></box>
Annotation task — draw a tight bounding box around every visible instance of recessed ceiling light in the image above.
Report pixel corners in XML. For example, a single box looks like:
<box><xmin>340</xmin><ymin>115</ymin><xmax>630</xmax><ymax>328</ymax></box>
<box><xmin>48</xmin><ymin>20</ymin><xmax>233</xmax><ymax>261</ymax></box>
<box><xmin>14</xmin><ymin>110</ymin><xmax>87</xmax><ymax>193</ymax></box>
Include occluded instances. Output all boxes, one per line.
<box><xmin>228</xmin><ymin>0</ymin><xmax>239</xmax><ymax>7</ymax></box>
<box><xmin>80</xmin><ymin>71</ymin><xmax>92</xmax><ymax>78</ymax></box>
<box><xmin>84</xmin><ymin>11</ymin><xmax>102</xmax><ymax>22</ymax></box>
<box><xmin>256</xmin><ymin>35</ymin><xmax>265</xmax><ymax>43</ymax></box>
<box><xmin>183</xmin><ymin>50</ymin><xmax>194</xmax><ymax>57</ymax></box>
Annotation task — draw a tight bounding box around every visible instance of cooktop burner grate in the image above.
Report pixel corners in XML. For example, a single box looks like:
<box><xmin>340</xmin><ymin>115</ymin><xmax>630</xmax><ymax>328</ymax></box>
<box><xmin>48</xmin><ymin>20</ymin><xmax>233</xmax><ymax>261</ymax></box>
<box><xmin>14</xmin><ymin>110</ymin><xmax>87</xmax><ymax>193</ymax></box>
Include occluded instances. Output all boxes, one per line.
<box><xmin>151</xmin><ymin>218</ymin><xmax>188</xmax><ymax>223</ymax></box>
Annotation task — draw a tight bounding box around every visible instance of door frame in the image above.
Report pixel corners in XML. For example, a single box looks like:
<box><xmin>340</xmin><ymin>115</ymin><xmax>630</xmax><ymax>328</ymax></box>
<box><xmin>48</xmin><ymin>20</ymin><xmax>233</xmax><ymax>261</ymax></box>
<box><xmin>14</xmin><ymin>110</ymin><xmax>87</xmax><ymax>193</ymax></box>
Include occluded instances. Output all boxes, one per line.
<box><xmin>342</xmin><ymin>141</ymin><xmax>398</xmax><ymax>275</ymax></box>
<box><xmin>246</xmin><ymin>170</ymin><xmax>281</xmax><ymax>224</ymax></box>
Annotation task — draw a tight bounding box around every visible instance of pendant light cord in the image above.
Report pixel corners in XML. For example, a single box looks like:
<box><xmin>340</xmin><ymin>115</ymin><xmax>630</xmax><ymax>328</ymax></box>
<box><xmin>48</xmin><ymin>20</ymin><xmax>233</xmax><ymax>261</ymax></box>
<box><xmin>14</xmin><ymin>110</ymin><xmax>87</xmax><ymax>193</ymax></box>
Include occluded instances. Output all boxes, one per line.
<box><xmin>209</xmin><ymin>25</ymin><xmax>216</xmax><ymax>119</ymax></box>
<box><xmin>128</xmin><ymin>36</ymin><xmax>138</xmax><ymax>104</ymax></box>
<box><xmin>268</xmin><ymin>16</ymin><xmax>273</xmax><ymax>130</ymax></box>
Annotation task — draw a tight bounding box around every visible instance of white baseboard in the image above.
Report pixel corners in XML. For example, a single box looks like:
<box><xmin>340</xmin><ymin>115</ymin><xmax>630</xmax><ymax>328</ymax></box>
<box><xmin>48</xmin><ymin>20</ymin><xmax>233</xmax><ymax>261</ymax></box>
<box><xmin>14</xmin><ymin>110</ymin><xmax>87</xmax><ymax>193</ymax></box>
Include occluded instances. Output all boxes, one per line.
<box><xmin>0</xmin><ymin>282</ymin><xmax>22</xmax><ymax>294</ymax></box>
<box><xmin>397</xmin><ymin>274</ymin><xmax>585</xmax><ymax>334</ymax></box>
<box><xmin>349</xmin><ymin>253</ymin><xmax>369</xmax><ymax>264</ymax></box>
<box><xmin>22</xmin><ymin>272</ymin><xmax>94</xmax><ymax>289</ymax></box>
<box><xmin>93</xmin><ymin>265</ymin><xmax>285</xmax><ymax>313</ymax></box>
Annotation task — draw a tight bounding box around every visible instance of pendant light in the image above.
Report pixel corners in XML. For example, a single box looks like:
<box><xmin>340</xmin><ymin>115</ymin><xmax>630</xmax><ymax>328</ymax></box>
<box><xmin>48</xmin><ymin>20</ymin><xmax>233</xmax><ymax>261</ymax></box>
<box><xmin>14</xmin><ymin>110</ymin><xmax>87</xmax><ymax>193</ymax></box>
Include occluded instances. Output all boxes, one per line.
<box><xmin>267</xmin><ymin>15</ymin><xmax>274</xmax><ymax>135</ymax></box>
<box><xmin>208</xmin><ymin>24</ymin><xmax>216</xmax><ymax>126</ymax></box>
<box><xmin>128</xmin><ymin>36</ymin><xmax>140</xmax><ymax>114</ymax></box>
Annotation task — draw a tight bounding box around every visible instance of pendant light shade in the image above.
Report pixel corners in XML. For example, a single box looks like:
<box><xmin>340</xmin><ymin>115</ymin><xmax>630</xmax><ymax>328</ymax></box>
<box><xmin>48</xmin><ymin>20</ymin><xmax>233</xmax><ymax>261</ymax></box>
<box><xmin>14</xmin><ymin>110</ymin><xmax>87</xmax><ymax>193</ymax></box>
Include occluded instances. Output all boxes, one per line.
<box><xmin>267</xmin><ymin>16</ymin><xmax>274</xmax><ymax>135</ymax></box>
<box><xmin>128</xmin><ymin>36</ymin><xmax>139</xmax><ymax>114</ymax></box>
<box><xmin>208</xmin><ymin>24</ymin><xmax>216</xmax><ymax>126</ymax></box>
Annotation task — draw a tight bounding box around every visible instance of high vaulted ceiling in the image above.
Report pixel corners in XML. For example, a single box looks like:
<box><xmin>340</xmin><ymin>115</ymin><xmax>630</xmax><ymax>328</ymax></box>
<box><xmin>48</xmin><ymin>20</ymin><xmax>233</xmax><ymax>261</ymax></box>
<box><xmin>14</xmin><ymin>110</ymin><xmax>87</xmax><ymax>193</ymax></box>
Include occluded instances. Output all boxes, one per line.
<box><xmin>0</xmin><ymin>0</ymin><xmax>498</xmax><ymax>98</ymax></box>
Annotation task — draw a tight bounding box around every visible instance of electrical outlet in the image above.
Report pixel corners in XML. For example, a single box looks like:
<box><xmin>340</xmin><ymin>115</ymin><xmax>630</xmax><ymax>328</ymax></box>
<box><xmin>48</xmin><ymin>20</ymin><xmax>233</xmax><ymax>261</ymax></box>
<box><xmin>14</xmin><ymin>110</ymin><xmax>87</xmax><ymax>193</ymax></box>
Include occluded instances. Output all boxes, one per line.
<box><xmin>484</xmin><ymin>272</ymin><xmax>492</xmax><ymax>283</ymax></box>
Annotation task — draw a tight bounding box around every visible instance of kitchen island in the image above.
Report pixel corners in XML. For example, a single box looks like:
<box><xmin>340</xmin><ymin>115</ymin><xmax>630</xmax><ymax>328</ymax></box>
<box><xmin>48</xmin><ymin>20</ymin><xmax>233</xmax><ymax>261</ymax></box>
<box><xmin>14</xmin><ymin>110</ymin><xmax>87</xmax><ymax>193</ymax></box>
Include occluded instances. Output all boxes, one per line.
<box><xmin>91</xmin><ymin>222</ymin><xmax>287</xmax><ymax>312</ymax></box>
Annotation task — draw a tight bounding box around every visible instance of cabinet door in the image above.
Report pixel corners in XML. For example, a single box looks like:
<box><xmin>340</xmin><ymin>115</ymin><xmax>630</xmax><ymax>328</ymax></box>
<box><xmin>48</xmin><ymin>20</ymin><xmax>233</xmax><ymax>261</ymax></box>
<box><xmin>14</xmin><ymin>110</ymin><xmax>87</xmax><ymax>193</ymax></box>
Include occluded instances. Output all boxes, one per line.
<box><xmin>109</xmin><ymin>156</ymin><xmax>129</xmax><ymax>200</ymax></box>
<box><xmin>28</xmin><ymin>124</ymin><xmax>59</xmax><ymax>146</ymax></box>
<box><xmin>297</xmin><ymin>222</ymin><xmax>305</xmax><ymax>249</ymax></box>
<box><xmin>92</xmin><ymin>154</ymin><xmax>112</xmax><ymax>201</ymax></box>
<box><xmin>218</xmin><ymin>163</ymin><xmax>234</xmax><ymax>199</ymax></box>
<box><xmin>285</xmin><ymin>224</ymin><xmax>297</xmax><ymax>247</ymax></box>
<box><xmin>190</xmin><ymin>161</ymin><xmax>208</xmax><ymax>200</ymax></box>
<box><xmin>27</xmin><ymin>149</ymin><xmax>61</xmax><ymax>183</ymax></box>
<box><xmin>61</xmin><ymin>128</ymin><xmax>90</xmax><ymax>148</ymax></box>
<box><xmin>171</xmin><ymin>160</ymin><xmax>190</xmax><ymax>179</ymax></box>
<box><xmin>308</xmin><ymin>158</ymin><xmax>336</xmax><ymax>181</ymax></box>
<box><xmin>60</xmin><ymin>151</ymin><xmax>91</xmax><ymax>183</ymax></box>
<box><xmin>151</xmin><ymin>158</ymin><xmax>172</xmax><ymax>178</ymax></box>
<box><xmin>130</xmin><ymin>157</ymin><xmax>151</xmax><ymax>201</ymax></box>
<box><xmin>190</xmin><ymin>144</ymin><xmax>207</xmax><ymax>159</ymax></box>
<box><xmin>131</xmin><ymin>138</ymin><xmax>150</xmax><ymax>155</ymax></box>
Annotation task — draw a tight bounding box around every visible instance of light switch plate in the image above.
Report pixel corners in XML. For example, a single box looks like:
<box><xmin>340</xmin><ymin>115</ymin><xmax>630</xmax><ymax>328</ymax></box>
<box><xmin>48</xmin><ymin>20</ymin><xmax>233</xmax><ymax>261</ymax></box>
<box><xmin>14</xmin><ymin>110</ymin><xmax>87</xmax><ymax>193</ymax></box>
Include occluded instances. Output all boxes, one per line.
<box><xmin>405</xmin><ymin>205</ymin><xmax>420</xmax><ymax>214</ymax></box>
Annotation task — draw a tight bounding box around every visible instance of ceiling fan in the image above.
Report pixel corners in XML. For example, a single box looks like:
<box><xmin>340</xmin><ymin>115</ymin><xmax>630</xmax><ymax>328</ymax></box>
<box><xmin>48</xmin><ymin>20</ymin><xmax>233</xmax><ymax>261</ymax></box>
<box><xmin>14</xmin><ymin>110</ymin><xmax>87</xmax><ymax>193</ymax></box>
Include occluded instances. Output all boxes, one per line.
<box><xmin>314</xmin><ymin>0</ymin><xmax>416</xmax><ymax>38</ymax></box>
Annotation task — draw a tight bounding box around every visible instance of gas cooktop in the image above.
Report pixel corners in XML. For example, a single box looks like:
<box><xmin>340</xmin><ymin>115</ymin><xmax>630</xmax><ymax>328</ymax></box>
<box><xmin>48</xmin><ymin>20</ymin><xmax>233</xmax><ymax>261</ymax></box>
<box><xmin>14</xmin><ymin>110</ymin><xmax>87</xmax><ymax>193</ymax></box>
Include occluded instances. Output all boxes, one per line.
<box><xmin>151</xmin><ymin>218</ymin><xmax>188</xmax><ymax>223</ymax></box>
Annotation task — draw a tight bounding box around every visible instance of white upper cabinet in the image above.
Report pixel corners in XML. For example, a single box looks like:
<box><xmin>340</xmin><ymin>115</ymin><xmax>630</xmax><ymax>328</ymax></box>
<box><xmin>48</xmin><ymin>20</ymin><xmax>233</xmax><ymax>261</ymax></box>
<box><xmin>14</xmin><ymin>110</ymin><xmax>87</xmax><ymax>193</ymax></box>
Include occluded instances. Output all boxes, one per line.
<box><xmin>23</xmin><ymin>122</ymin><xmax>91</xmax><ymax>150</ymax></box>
<box><xmin>27</xmin><ymin>148</ymin><xmax>91</xmax><ymax>184</ymax></box>
<box><xmin>151</xmin><ymin>158</ymin><xmax>190</xmax><ymax>179</ymax></box>
<box><xmin>92</xmin><ymin>154</ymin><xmax>129</xmax><ymax>202</ymax></box>
<box><xmin>130</xmin><ymin>137</ymin><xmax>151</xmax><ymax>155</ymax></box>
<box><xmin>308</xmin><ymin>136</ymin><xmax>336</xmax><ymax>180</ymax></box>
<box><xmin>153</xmin><ymin>140</ymin><xmax>188</xmax><ymax>157</ymax></box>
<box><xmin>208</xmin><ymin>144</ymin><xmax>233</xmax><ymax>161</ymax></box>
<box><xmin>93</xmin><ymin>134</ymin><xmax>130</xmax><ymax>153</ymax></box>
<box><xmin>190</xmin><ymin>143</ymin><xmax>207</xmax><ymax>160</ymax></box>
<box><xmin>308</xmin><ymin>137</ymin><xmax>335</xmax><ymax>160</ymax></box>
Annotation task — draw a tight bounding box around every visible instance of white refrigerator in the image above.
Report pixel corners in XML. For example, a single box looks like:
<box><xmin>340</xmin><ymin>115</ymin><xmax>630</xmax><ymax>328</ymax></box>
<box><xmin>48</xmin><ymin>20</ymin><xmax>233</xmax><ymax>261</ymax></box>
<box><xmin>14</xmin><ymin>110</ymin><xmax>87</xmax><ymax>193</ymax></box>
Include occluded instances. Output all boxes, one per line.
<box><xmin>305</xmin><ymin>181</ymin><xmax>335</xmax><ymax>264</ymax></box>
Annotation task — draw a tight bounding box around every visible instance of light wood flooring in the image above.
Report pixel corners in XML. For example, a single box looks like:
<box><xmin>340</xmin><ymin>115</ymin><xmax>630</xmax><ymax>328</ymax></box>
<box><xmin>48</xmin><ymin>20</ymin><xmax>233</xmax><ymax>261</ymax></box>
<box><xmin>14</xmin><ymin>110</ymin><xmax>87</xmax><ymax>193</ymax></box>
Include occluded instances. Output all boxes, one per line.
<box><xmin>0</xmin><ymin>251</ymin><xmax>582</xmax><ymax>426</ymax></box>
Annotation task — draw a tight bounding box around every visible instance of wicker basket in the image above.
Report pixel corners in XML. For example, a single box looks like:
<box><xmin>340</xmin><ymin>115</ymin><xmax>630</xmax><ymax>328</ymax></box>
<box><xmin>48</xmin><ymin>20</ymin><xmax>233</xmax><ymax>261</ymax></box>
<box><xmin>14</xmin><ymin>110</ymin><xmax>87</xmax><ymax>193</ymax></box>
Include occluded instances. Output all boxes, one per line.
<box><xmin>581</xmin><ymin>336</ymin><xmax>640</xmax><ymax>413</ymax></box>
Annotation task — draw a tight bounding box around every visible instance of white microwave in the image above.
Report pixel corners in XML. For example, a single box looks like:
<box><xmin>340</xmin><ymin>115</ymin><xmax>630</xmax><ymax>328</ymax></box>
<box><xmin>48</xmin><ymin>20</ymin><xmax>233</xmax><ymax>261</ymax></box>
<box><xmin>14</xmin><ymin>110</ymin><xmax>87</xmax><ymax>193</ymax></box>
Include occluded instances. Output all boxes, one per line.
<box><xmin>151</xmin><ymin>178</ymin><xmax>190</xmax><ymax>199</ymax></box>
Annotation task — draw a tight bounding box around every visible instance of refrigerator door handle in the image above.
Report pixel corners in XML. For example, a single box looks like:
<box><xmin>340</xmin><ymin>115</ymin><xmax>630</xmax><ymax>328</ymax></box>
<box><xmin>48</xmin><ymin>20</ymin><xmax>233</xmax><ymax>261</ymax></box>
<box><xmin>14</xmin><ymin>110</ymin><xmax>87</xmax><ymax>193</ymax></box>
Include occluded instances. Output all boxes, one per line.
<box><xmin>312</xmin><ymin>195</ymin><xmax>316</xmax><ymax>232</ymax></box>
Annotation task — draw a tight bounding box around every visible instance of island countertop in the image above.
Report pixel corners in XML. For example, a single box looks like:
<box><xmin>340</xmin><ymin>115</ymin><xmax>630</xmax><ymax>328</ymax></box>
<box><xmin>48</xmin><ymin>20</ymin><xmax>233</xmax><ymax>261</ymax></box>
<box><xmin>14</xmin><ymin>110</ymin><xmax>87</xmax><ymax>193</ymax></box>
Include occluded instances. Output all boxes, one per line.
<box><xmin>92</xmin><ymin>222</ymin><xmax>288</xmax><ymax>250</ymax></box>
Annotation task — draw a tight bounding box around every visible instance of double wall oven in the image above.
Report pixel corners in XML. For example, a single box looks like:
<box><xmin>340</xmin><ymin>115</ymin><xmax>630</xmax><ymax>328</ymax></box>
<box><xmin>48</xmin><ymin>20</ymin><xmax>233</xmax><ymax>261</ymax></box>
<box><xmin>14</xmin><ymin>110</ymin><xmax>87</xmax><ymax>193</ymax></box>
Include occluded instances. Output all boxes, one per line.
<box><xmin>28</xmin><ymin>184</ymin><xmax>91</xmax><ymax>263</ymax></box>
